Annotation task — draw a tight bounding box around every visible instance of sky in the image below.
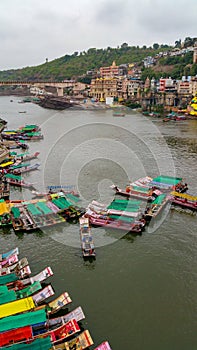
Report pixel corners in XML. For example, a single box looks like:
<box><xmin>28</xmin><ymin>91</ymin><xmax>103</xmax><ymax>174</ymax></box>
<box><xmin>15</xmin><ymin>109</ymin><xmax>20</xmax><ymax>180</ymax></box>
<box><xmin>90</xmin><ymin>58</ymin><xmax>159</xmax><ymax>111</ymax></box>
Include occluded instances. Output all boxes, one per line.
<box><xmin>0</xmin><ymin>0</ymin><xmax>196</xmax><ymax>70</ymax></box>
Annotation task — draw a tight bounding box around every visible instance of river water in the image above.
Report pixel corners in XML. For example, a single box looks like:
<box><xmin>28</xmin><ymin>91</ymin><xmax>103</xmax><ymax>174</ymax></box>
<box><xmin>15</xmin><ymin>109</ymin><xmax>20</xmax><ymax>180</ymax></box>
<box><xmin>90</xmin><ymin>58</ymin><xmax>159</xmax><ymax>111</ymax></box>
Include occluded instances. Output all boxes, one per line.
<box><xmin>0</xmin><ymin>96</ymin><xmax>197</xmax><ymax>350</ymax></box>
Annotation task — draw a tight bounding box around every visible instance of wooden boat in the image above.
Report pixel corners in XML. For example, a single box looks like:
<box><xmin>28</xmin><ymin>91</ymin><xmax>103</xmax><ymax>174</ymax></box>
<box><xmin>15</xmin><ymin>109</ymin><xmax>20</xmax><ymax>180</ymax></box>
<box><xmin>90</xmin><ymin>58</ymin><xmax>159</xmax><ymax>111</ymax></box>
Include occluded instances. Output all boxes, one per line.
<box><xmin>88</xmin><ymin>199</ymin><xmax>144</xmax><ymax>218</ymax></box>
<box><xmin>0</xmin><ymin>247</ymin><xmax>19</xmax><ymax>261</ymax></box>
<box><xmin>170</xmin><ymin>191</ymin><xmax>197</xmax><ymax>211</ymax></box>
<box><xmin>0</xmin><ymin>281</ymin><xmax>42</xmax><ymax>305</ymax></box>
<box><xmin>0</xmin><ymin>257</ymin><xmax>31</xmax><ymax>278</ymax></box>
<box><xmin>18</xmin><ymin>266</ymin><xmax>53</xmax><ymax>287</ymax></box>
<box><xmin>4</xmin><ymin>174</ymin><xmax>36</xmax><ymax>189</ymax></box>
<box><xmin>0</xmin><ymin>291</ymin><xmax>71</xmax><ymax>319</ymax></box>
<box><xmin>0</xmin><ymin>180</ymin><xmax>10</xmax><ymax>200</ymax></box>
<box><xmin>52</xmin><ymin>330</ymin><xmax>94</xmax><ymax>349</ymax></box>
<box><xmin>89</xmin><ymin>215</ymin><xmax>144</xmax><ymax>233</ymax></box>
<box><xmin>79</xmin><ymin>217</ymin><xmax>96</xmax><ymax>258</ymax></box>
<box><xmin>0</xmin><ymin>283</ymin><xmax>54</xmax><ymax>306</ymax></box>
<box><xmin>144</xmin><ymin>193</ymin><xmax>170</xmax><ymax>220</ymax></box>
<box><xmin>113</xmin><ymin>112</ymin><xmax>125</xmax><ymax>117</ymax></box>
<box><xmin>0</xmin><ymin>140</ymin><xmax>29</xmax><ymax>150</ymax></box>
<box><xmin>22</xmin><ymin>151</ymin><xmax>40</xmax><ymax>161</ymax></box>
<box><xmin>48</xmin><ymin>306</ymin><xmax>85</xmax><ymax>330</ymax></box>
<box><xmin>0</xmin><ymin>297</ymin><xmax>35</xmax><ymax>319</ymax></box>
<box><xmin>0</xmin><ymin>266</ymin><xmax>53</xmax><ymax>289</ymax></box>
<box><xmin>0</xmin><ymin>308</ymin><xmax>47</xmax><ymax>333</ymax></box>
<box><xmin>0</xmin><ymin>319</ymin><xmax>80</xmax><ymax>347</ymax></box>
<box><xmin>149</xmin><ymin>175</ymin><xmax>184</xmax><ymax>191</ymax></box>
<box><xmin>44</xmin><ymin>292</ymin><xmax>72</xmax><ymax>315</ymax></box>
<box><xmin>0</xmin><ymin>253</ymin><xmax>19</xmax><ymax>269</ymax></box>
<box><xmin>10</xmin><ymin>193</ymin><xmax>83</xmax><ymax>232</ymax></box>
<box><xmin>0</xmin><ymin>199</ymin><xmax>11</xmax><ymax>226</ymax></box>
<box><xmin>13</xmin><ymin>163</ymin><xmax>40</xmax><ymax>175</ymax></box>
<box><xmin>0</xmin><ymin>306</ymin><xmax>84</xmax><ymax>334</ymax></box>
<box><xmin>94</xmin><ymin>341</ymin><xmax>112</xmax><ymax>350</ymax></box>
<box><xmin>110</xmin><ymin>184</ymin><xmax>153</xmax><ymax>201</ymax></box>
<box><xmin>86</xmin><ymin>198</ymin><xmax>146</xmax><ymax>233</ymax></box>
<box><xmin>0</xmin><ymin>336</ymin><xmax>52</xmax><ymax>349</ymax></box>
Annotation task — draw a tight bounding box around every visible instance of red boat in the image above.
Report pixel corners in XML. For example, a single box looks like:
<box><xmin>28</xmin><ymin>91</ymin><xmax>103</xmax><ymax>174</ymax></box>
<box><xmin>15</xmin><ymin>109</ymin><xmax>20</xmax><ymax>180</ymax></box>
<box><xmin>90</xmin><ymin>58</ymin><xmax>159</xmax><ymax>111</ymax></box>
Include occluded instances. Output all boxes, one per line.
<box><xmin>0</xmin><ymin>319</ymin><xmax>80</xmax><ymax>347</ymax></box>
<box><xmin>171</xmin><ymin>191</ymin><xmax>197</xmax><ymax>211</ymax></box>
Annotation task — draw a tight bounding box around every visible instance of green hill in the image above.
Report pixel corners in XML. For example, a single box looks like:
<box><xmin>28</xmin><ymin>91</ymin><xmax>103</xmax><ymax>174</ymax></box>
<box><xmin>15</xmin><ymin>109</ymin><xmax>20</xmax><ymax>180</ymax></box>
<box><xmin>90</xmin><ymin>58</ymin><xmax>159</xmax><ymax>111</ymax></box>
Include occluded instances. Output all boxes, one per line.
<box><xmin>0</xmin><ymin>41</ymin><xmax>196</xmax><ymax>82</ymax></box>
<box><xmin>0</xmin><ymin>45</ymin><xmax>171</xmax><ymax>82</ymax></box>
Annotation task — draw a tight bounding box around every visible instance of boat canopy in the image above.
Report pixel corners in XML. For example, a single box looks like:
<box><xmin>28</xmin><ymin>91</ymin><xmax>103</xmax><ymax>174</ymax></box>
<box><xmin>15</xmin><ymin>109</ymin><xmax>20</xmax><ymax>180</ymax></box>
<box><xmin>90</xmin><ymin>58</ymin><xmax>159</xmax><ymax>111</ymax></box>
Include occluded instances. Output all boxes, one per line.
<box><xmin>52</xmin><ymin>197</ymin><xmax>72</xmax><ymax>210</ymax></box>
<box><xmin>171</xmin><ymin>191</ymin><xmax>197</xmax><ymax>201</ymax></box>
<box><xmin>0</xmin><ymin>273</ymin><xmax>18</xmax><ymax>286</ymax></box>
<box><xmin>131</xmin><ymin>185</ymin><xmax>150</xmax><ymax>193</ymax></box>
<box><xmin>0</xmin><ymin>325</ymin><xmax>33</xmax><ymax>347</ymax></box>
<box><xmin>11</xmin><ymin>162</ymin><xmax>30</xmax><ymax>169</ymax></box>
<box><xmin>0</xmin><ymin>285</ymin><xmax>9</xmax><ymax>293</ymax></box>
<box><xmin>0</xmin><ymin>161</ymin><xmax>14</xmax><ymax>168</ymax></box>
<box><xmin>27</xmin><ymin>204</ymin><xmax>42</xmax><ymax>216</ymax></box>
<box><xmin>151</xmin><ymin>175</ymin><xmax>182</xmax><ymax>185</ymax></box>
<box><xmin>107</xmin><ymin>199</ymin><xmax>141</xmax><ymax>212</ymax></box>
<box><xmin>36</xmin><ymin>201</ymin><xmax>53</xmax><ymax>215</ymax></box>
<box><xmin>5</xmin><ymin>174</ymin><xmax>22</xmax><ymax>181</ymax></box>
<box><xmin>109</xmin><ymin>215</ymin><xmax>135</xmax><ymax>223</ymax></box>
<box><xmin>11</xmin><ymin>207</ymin><xmax>21</xmax><ymax>219</ymax></box>
<box><xmin>0</xmin><ymin>290</ymin><xmax>16</xmax><ymax>305</ymax></box>
<box><xmin>152</xmin><ymin>194</ymin><xmax>167</xmax><ymax>205</ymax></box>
<box><xmin>15</xmin><ymin>281</ymin><xmax>42</xmax><ymax>299</ymax></box>
<box><xmin>66</xmin><ymin>193</ymin><xmax>80</xmax><ymax>203</ymax></box>
<box><xmin>0</xmin><ymin>309</ymin><xmax>46</xmax><ymax>333</ymax></box>
<box><xmin>0</xmin><ymin>200</ymin><xmax>9</xmax><ymax>215</ymax></box>
<box><xmin>4</xmin><ymin>336</ymin><xmax>52</xmax><ymax>349</ymax></box>
<box><xmin>0</xmin><ymin>297</ymin><xmax>35</xmax><ymax>319</ymax></box>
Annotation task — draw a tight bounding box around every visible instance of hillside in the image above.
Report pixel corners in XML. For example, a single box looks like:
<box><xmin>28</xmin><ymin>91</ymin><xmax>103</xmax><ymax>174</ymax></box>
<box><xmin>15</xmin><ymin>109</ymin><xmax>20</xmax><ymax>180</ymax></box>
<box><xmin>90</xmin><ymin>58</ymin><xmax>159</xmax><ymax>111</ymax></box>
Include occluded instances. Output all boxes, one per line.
<box><xmin>0</xmin><ymin>42</ymin><xmax>196</xmax><ymax>82</ymax></box>
<box><xmin>0</xmin><ymin>45</ymin><xmax>171</xmax><ymax>82</ymax></box>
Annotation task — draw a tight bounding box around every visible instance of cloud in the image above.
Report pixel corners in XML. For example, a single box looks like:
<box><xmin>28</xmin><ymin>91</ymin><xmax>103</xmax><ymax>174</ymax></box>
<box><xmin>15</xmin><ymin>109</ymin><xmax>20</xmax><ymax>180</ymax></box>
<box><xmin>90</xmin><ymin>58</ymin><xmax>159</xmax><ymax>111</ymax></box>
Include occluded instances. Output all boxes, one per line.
<box><xmin>95</xmin><ymin>0</ymin><xmax>131</xmax><ymax>25</ymax></box>
<box><xmin>0</xmin><ymin>0</ymin><xmax>196</xmax><ymax>70</ymax></box>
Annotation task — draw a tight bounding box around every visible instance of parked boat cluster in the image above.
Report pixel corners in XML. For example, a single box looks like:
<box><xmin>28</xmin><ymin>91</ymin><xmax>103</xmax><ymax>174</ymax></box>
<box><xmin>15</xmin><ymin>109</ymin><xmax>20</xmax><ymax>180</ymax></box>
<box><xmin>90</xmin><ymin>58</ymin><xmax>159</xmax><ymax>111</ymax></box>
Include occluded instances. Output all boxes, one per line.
<box><xmin>82</xmin><ymin>175</ymin><xmax>197</xmax><ymax>236</ymax></box>
<box><xmin>0</xmin><ymin>247</ymin><xmax>112</xmax><ymax>349</ymax></box>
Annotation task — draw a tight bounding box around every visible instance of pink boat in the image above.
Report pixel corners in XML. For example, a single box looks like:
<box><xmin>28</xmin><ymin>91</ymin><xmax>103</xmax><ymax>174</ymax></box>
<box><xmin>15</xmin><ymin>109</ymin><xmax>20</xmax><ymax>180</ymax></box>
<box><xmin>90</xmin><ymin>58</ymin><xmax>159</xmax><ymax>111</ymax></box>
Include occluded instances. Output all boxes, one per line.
<box><xmin>94</xmin><ymin>341</ymin><xmax>112</xmax><ymax>350</ymax></box>
<box><xmin>89</xmin><ymin>216</ymin><xmax>144</xmax><ymax>233</ymax></box>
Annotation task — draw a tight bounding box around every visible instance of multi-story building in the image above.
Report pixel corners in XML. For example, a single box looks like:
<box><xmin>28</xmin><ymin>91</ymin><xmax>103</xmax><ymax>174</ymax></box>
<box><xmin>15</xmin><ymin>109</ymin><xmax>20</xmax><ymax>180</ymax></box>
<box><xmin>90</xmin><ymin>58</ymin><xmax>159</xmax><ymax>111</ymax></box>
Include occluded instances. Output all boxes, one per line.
<box><xmin>90</xmin><ymin>77</ymin><xmax>117</xmax><ymax>100</ymax></box>
<box><xmin>127</xmin><ymin>79</ymin><xmax>142</xmax><ymax>98</ymax></box>
<box><xmin>177</xmin><ymin>80</ymin><xmax>190</xmax><ymax>94</ymax></box>
<box><xmin>100</xmin><ymin>61</ymin><xmax>119</xmax><ymax>78</ymax></box>
<box><xmin>189</xmin><ymin>76</ymin><xmax>197</xmax><ymax>95</ymax></box>
<box><xmin>159</xmin><ymin>77</ymin><xmax>175</xmax><ymax>92</ymax></box>
<box><xmin>90</xmin><ymin>77</ymin><xmax>129</xmax><ymax>100</ymax></box>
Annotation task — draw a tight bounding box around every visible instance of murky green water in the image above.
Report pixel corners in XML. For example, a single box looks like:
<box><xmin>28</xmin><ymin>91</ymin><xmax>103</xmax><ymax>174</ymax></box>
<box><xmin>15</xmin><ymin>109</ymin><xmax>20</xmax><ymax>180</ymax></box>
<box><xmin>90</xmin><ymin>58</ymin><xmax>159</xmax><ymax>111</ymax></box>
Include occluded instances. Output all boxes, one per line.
<box><xmin>0</xmin><ymin>96</ymin><xmax>197</xmax><ymax>349</ymax></box>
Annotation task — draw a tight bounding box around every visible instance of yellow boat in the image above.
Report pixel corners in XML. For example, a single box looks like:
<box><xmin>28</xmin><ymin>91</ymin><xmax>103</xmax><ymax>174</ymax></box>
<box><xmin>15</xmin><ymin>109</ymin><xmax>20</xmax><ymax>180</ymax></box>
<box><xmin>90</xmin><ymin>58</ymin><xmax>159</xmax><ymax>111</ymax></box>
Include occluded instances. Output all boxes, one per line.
<box><xmin>0</xmin><ymin>297</ymin><xmax>35</xmax><ymax>319</ymax></box>
<box><xmin>0</xmin><ymin>161</ymin><xmax>14</xmax><ymax>168</ymax></box>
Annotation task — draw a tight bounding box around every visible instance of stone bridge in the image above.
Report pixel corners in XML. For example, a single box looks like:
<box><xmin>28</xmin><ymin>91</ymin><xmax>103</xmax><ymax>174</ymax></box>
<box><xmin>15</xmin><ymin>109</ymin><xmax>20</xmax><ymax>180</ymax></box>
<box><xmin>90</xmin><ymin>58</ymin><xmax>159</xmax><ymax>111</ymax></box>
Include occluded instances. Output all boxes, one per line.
<box><xmin>0</xmin><ymin>80</ymin><xmax>75</xmax><ymax>96</ymax></box>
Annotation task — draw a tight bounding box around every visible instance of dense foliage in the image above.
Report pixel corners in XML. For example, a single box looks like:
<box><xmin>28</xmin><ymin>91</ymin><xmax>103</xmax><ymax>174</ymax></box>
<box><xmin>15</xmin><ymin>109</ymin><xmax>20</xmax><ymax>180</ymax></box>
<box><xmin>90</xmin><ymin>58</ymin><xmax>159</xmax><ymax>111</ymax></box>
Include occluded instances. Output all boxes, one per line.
<box><xmin>0</xmin><ymin>45</ymin><xmax>171</xmax><ymax>81</ymax></box>
<box><xmin>0</xmin><ymin>39</ymin><xmax>196</xmax><ymax>82</ymax></box>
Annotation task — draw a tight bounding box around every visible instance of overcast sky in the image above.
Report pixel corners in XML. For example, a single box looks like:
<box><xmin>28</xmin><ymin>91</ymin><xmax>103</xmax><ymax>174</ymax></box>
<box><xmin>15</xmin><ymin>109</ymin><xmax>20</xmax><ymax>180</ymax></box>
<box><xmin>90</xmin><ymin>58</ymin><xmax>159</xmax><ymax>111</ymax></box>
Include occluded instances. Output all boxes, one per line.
<box><xmin>0</xmin><ymin>0</ymin><xmax>196</xmax><ymax>70</ymax></box>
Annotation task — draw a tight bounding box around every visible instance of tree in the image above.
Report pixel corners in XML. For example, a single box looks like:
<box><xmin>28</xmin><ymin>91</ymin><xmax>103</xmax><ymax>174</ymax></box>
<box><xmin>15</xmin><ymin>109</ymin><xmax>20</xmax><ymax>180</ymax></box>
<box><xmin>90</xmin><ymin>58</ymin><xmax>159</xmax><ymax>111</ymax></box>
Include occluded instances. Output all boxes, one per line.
<box><xmin>175</xmin><ymin>39</ymin><xmax>181</xmax><ymax>48</ymax></box>
<box><xmin>121</xmin><ymin>43</ymin><xmax>129</xmax><ymax>49</ymax></box>
<box><xmin>153</xmin><ymin>43</ymin><xmax>159</xmax><ymax>50</ymax></box>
